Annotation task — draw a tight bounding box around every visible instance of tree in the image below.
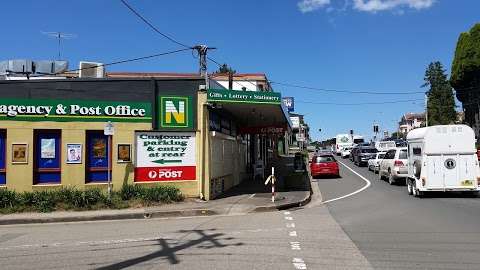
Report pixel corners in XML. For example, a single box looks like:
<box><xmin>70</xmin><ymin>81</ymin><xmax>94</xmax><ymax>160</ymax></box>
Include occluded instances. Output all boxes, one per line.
<box><xmin>215</xmin><ymin>63</ymin><xmax>236</xmax><ymax>74</ymax></box>
<box><xmin>451</xmin><ymin>23</ymin><xmax>480</xmax><ymax>129</ymax></box>
<box><xmin>422</xmin><ymin>61</ymin><xmax>457</xmax><ymax>126</ymax></box>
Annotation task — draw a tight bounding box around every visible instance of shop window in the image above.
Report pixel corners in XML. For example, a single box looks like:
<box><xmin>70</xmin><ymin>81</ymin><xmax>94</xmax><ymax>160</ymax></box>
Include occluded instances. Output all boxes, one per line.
<box><xmin>34</xmin><ymin>130</ymin><xmax>61</xmax><ymax>184</ymax></box>
<box><xmin>0</xmin><ymin>130</ymin><xmax>6</xmax><ymax>185</ymax></box>
<box><xmin>86</xmin><ymin>131</ymin><xmax>110</xmax><ymax>183</ymax></box>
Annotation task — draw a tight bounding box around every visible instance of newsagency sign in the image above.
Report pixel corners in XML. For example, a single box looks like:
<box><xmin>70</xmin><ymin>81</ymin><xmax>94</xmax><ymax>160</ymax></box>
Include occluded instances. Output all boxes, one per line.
<box><xmin>0</xmin><ymin>98</ymin><xmax>151</xmax><ymax>122</ymax></box>
<box><xmin>158</xmin><ymin>96</ymin><xmax>194</xmax><ymax>129</ymax></box>
<box><xmin>207</xmin><ymin>89</ymin><xmax>281</xmax><ymax>104</ymax></box>
<box><xmin>135</xmin><ymin>132</ymin><xmax>196</xmax><ymax>182</ymax></box>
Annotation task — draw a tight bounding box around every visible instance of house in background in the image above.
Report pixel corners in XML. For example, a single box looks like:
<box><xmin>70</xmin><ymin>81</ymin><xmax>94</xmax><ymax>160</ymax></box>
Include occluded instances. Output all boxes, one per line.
<box><xmin>399</xmin><ymin>112</ymin><xmax>426</xmax><ymax>134</ymax></box>
<box><xmin>210</xmin><ymin>73</ymin><xmax>273</xmax><ymax>92</ymax></box>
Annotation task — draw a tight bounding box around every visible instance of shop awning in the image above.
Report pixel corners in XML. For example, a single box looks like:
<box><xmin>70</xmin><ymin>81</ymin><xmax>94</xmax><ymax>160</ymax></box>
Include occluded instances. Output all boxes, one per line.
<box><xmin>207</xmin><ymin>89</ymin><xmax>292</xmax><ymax>134</ymax></box>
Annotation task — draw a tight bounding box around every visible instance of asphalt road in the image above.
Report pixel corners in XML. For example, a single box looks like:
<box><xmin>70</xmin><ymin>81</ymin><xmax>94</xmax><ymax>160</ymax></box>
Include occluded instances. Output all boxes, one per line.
<box><xmin>318</xmin><ymin>157</ymin><xmax>480</xmax><ymax>270</ymax></box>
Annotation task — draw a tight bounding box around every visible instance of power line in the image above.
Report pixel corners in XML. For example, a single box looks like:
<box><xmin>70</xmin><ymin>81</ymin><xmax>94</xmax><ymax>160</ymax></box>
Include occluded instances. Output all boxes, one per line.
<box><xmin>119</xmin><ymin>0</ymin><xmax>192</xmax><ymax>49</ymax></box>
<box><xmin>270</xmin><ymin>81</ymin><xmax>425</xmax><ymax>95</ymax></box>
<box><xmin>296</xmin><ymin>98</ymin><xmax>423</xmax><ymax>106</ymax></box>
<box><xmin>28</xmin><ymin>48</ymin><xmax>191</xmax><ymax>78</ymax></box>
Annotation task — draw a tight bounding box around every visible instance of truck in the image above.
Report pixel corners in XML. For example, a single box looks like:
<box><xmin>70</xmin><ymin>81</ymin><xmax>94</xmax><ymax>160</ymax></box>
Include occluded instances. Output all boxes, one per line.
<box><xmin>406</xmin><ymin>125</ymin><xmax>480</xmax><ymax>197</ymax></box>
<box><xmin>335</xmin><ymin>134</ymin><xmax>352</xmax><ymax>156</ymax></box>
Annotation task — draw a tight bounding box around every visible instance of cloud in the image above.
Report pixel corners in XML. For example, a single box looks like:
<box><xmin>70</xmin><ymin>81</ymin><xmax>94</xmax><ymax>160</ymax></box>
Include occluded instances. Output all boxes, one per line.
<box><xmin>297</xmin><ymin>0</ymin><xmax>436</xmax><ymax>13</ymax></box>
<box><xmin>352</xmin><ymin>0</ymin><xmax>435</xmax><ymax>12</ymax></box>
<box><xmin>298</xmin><ymin>0</ymin><xmax>331</xmax><ymax>13</ymax></box>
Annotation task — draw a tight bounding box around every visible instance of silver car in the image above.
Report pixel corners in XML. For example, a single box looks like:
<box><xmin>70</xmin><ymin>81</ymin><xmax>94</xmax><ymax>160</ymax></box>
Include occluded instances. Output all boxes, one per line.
<box><xmin>378</xmin><ymin>147</ymin><xmax>408</xmax><ymax>185</ymax></box>
<box><xmin>368</xmin><ymin>152</ymin><xmax>386</xmax><ymax>173</ymax></box>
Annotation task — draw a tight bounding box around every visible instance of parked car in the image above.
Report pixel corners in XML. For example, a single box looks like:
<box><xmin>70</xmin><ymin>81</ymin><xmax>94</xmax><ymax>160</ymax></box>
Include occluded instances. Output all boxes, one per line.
<box><xmin>310</xmin><ymin>154</ymin><xmax>340</xmax><ymax>178</ymax></box>
<box><xmin>353</xmin><ymin>146</ymin><xmax>377</xmax><ymax>166</ymax></box>
<box><xmin>378</xmin><ymin>147</ymin><xmax>408</xmax><ymax>185</ymax></box>
<box><xmin>368</xmin><ymin>152</ymin><xmax>386</xmax><ymax>173</ymax></box>
<box><xmin>406</xmin><ymin>125</ymin><xmax>480</xmax><ymax>197</ymax></box>
<box><xmin>341</xmin><ymin>147</ymin><xmax>352</xmax><ymax>158</ymax></box>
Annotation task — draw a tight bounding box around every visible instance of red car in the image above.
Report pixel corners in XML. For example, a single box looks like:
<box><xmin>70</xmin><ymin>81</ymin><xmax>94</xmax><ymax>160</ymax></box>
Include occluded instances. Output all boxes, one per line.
<box><xmin>310</xmin><ymin>154</ymin><xmax>340</xmax><ymax>178</ymax></box>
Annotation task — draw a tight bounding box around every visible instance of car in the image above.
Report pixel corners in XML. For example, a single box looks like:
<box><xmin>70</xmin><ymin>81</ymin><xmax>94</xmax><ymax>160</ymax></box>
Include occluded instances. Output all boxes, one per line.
<box><xmin>353</xmin><ymin>146</ymin><xmax>377</xmax><ymax>166</ymax></box>
<box><xmin>341</xmin><ymin>147</ymin><xmax>352</xmax><ymax>158</ymax></box>
<box><xmin>310</xmin><ymin>154</ymin><xmax>340</xmax><ymax>178</ymax></box>
<box><xmin>368</xmin><ymin>151</ymin><xmax>386</xmax><ymax>173</ymax></box>
<box><xmin>378</xmin><ymin>147</ymin><xmax>408</xmax><ymax>185</ymax></box>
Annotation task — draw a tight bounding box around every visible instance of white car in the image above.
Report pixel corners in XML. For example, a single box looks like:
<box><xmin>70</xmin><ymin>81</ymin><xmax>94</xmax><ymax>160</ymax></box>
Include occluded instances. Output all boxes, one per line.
<box><xmin>341</xmin><ymin>147</ymin><xmax>352</xmax><ymax>158</ymax></box>
<box><xmin>378</xmin><ymin>147</ymin><xmax>408</xmax><ymax>185</ymax></box>
<box><xmin>368</xmin><ymin>152</ymin><xmax>386</xmax><ymax>173</ymax></box>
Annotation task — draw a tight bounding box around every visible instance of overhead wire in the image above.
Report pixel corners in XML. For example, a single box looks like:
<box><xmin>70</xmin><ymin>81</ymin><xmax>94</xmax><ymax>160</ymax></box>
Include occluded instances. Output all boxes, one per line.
<box><xmin>119</xmin><ymin>0</ymin><xmax>192</xmax><ymax>49</ymax></box>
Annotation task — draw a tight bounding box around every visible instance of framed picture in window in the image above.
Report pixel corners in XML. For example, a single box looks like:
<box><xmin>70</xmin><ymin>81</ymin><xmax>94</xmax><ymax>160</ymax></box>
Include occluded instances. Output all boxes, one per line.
<box><xmin>12</xmin><ymin>143</ymin><xmax>28</xmax><ymax>164</ymax></box>
<box><xmin>66</xmin><ymin>143</ymin><xmax>82</xmax><ymax>164</ymax></box>
<box><xmin>117</xmin><ymin>144</ymin><xmax>132</xmax><ymax>163</ymax></box>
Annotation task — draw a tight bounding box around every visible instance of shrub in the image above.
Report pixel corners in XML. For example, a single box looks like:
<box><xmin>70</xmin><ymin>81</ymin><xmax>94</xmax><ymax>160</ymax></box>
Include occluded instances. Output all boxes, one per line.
<box><xmin>0</xmin><ymin>189</ymin><xmax>20</xmax><ymax>208</ymax></box>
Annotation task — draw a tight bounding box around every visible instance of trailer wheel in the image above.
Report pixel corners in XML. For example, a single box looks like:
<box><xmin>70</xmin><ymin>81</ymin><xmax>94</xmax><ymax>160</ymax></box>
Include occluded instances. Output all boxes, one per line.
<box><xmin>413</xmin><ymin>161</ymin><xmax>421</xmax><ymax>179</ymax></box>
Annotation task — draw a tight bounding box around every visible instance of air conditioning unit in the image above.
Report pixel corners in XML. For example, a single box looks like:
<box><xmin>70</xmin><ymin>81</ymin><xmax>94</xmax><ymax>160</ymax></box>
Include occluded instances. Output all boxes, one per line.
<box><xmin>79</xmin><ymin>61</ymin><xmax>105</xmax><ymax>78</ymax></box>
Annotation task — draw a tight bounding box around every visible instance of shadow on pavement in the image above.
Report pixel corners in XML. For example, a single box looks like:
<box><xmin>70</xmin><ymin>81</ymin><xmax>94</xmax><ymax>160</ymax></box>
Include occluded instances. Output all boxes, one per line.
<box><xmin>95</xmin><ymin>229</ymin><xmax>243</xmax><ymax>269</ymax></box>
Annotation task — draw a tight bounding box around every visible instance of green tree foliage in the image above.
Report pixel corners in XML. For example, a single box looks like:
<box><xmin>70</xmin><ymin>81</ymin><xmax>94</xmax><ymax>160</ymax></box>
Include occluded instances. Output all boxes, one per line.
<box><xmin>423</xmin><ymin>61</ymin><xmax>457</xmax><ymax>126</ymax></box>
<box><xmin>451</xmin><ymin>23</ymin><xmax>480</xmax><ymax>102</ymax></box>
<box><xmin>216</xmin><ymin>63</ymin><xmax>236</xmax><ymax>74</ymax></box>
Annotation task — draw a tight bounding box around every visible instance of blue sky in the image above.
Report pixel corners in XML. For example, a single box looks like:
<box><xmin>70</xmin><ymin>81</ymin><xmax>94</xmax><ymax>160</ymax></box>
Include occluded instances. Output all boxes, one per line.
<box><xmin>1</xmin><ymin>0</ymin><xmax>478</xmax><ymax>141</ymax></box>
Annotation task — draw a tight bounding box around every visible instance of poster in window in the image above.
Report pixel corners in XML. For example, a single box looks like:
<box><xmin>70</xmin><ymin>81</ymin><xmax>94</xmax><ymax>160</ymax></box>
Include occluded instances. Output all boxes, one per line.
<box><xmin>93</xmin><ymin>138</ymin><xmax>106</xmax><ymax>158</ymax></box>
<box><xmin>66</xmin><ymin>144</ymin><xmax>82</xmax><ymax>164</ymax></box>
<box><xmin>12</xmin><ymin>143</ymin><xmax>28</xmax><ymax>164</ymax></box>
<box><xmin>40</xmin><ymin>138</ymin><xmax>56</xmax><ymax>159</ymax></box>
<box><xmin>117</xmin><ymin>144</ymin><xmax>131</xmax><ymax>163</ymax></box>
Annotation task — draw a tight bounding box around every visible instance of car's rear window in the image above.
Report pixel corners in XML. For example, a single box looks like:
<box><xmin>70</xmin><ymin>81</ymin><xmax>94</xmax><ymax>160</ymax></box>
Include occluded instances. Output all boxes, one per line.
<box><xmin>315</xmin><ymin>156</ymin><xmax>335</xmax><ymax>163</ymax></box>
<box><xmin>399</xmin><ymin>149</ymin><xmax>407</xmax><ymax>159</ymax></box>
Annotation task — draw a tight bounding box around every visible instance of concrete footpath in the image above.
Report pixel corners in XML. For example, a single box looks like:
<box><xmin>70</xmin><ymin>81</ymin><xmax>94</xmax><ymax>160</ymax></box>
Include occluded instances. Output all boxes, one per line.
<box><xmin>0</xmin><ymin>156</ymin><xmax>312</xmax><ymax>225</ymax></box>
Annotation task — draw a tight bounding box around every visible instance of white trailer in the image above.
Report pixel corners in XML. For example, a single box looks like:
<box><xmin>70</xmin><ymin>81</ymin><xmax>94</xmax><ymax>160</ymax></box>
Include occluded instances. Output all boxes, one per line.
<box><xmin>406</xmin><ymin>125</ymin><xmax>480</xmax><ymax>197</ymax></box>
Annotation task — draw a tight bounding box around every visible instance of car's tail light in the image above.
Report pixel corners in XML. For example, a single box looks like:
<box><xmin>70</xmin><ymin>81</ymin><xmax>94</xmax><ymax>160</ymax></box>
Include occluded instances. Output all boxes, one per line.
<box><xmin>394</xmin><ymin>160</ymin><xmax>404</xmax><ymax>167</ymax></box>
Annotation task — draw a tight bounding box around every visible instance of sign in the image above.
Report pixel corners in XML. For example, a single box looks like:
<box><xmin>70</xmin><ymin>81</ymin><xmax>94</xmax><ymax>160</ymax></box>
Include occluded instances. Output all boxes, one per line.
<box><xmin>282</xmin><ymin>97</ymin><xmax>294</xmax><ymax>112</ymax></box>
<box><xmin>239</xmin><ymin>125</ymin><xmax>286</xmax><ymax>134</ymax></box>
<box><xmin>0</xmin><ymin>98</ymin><xmax>151</xmax><ymax>122</ymax></box>
<box><xmin>66</xmin><ymin>143</ymin><xmax>82</xmax><ymax>164</ymax></box>
<box><xmin>290</xmin><ymin>116</ymin><xmax>300</xmax><ymax>129</ymax></box>
<box><xmin>158</xmin><ymin>96</ymin><xmax>194</xmax><ymax>129</ymax></box>
<box><xmin>40</xmin><ymin>138</ymin><xmax>56</xmax><ymax>159</ymax></box>
<box><xmin>104</xmin><ymin>121</ymin><xmax>114</xmax><ymax>136</ymax></box>
<box><xmin>135</xmin><ymin>132</ymin><xmax>196</xmax><ymax>182</ymax></box>
<box><xmin>296</xmin><ymin>133</ymin><xmax>306</xmax><ymax>142</ymax></box>
<box><xmin>207</xmin><ymin>89</ymin><xmax>282</xmax><ymax>105</ymax></box>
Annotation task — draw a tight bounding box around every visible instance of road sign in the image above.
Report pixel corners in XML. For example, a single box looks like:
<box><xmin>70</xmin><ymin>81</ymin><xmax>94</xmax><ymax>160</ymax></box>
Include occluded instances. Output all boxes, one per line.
<box><xmin>104</xmin><ymin>121</ymin><xmax>114</xmax><ymax>136</ymax></box>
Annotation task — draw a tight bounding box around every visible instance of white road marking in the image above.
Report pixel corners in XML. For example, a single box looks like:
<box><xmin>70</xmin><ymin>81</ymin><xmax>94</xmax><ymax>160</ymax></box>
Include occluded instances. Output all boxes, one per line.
<box><xmin>290</xmin><ymin>241</ymin><xmax>301</xmax><ymax>250</ymax></box>
<box><xmin>289</xmin><ymin>231</ymin><xmax>297</xmax><ymax>237</ymax></box>
<box><xmin>248</xmin><ymin>193</ymin><xmax>256</xmax><ymax>199</ymax></box>
<box><xmin>285</xmin><ymin>216</ymin><xmax>293</xmax><ymax>220</ymax></box>
<box><xmin>292</xmin><ymin>258</ymin><xmax>307</xmax><ymax>269</ymax></box>
<box><xmin>283</xmin><ymin>211</ymin><xmax>291</xmax><ymax>215</ymax></box>
<box><xmin>321</xmin><ymin>159</ymin><xmax>371</xmax><ymax>204</ymax></box>
<box><xmin>286</xmin><ymin>223</ymin><xmax>296</xmax><ymax>228</ymax></box>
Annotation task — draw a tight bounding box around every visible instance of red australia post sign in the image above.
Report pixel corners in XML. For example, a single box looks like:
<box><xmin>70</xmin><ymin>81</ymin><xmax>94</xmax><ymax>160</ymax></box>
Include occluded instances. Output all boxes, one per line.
<box><xmin>135</xmin><ymin>132</ymin><xmax>196</xmax><ymax>182</ymax></box>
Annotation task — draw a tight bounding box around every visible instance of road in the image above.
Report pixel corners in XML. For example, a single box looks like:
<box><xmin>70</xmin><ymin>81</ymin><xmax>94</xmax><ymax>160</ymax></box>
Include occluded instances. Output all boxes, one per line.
<box><xmin>1</xmin><ymin>157</ymin><xmax>480</xmax><ymax>269</ymax></box>
<box><xmin>319</xmin><ymin>157</ymin><xmax>480</xmax><ymax>270</ymax></box>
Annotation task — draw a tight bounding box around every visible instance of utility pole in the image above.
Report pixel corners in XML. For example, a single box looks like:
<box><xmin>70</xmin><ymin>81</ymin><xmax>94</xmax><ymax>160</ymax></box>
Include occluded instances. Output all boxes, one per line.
<box><xmin>425</xmin><ymin>92</ymin><xmax>429</xmax><ymax>127</ymax></box>
<box><xmin>193</xmin><ymin>45</ymin><xmax>216</xmax><ymax>89</ymax></box>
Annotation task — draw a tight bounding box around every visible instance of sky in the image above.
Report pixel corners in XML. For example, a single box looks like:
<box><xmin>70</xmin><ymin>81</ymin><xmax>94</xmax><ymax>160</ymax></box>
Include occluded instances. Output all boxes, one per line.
<box><xmin>0</xmin><ymin>0</ymin><xmax>479</xmax><ymax>141</ymax></box>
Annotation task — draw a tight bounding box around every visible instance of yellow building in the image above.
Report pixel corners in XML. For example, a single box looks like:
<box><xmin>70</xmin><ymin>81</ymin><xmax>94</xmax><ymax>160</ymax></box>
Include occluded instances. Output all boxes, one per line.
<box><xmin>0</xmin><ymin>75</ymin><xmax>291</xmax><ymax>200</ymax></box>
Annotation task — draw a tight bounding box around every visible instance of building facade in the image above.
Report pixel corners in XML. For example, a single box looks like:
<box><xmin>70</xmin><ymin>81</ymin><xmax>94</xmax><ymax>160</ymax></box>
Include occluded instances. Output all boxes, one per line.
<box><xmin>399</xmin><ymin>112</ymin><xmax>426</xmax><ymax>134</ymax></box>
<box><xmin>0</xmin><ymin>75</ymin><xmax>291</xmax><ymax>200</ymax></box>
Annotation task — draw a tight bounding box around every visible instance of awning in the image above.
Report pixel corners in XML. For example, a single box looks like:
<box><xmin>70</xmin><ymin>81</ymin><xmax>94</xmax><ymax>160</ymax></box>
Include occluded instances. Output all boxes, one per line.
<box><xmin>207</xmin><ymin>89</ymin><xmax>292</xmax><ymax>134</ymax></box>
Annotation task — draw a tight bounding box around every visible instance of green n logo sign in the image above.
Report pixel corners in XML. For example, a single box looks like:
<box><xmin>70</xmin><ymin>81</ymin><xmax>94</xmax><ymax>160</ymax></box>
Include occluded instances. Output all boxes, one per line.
<box><xmin>159</xmin><ymin>96</ymin><xmax>193</xmax><ymax>128</ymax></box>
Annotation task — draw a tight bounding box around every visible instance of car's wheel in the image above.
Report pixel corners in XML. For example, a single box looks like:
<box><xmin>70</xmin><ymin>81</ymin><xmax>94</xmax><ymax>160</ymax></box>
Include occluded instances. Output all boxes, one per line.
<box><xmin>412</xmin><ymin>182</ymin><xmax>423</xmax><ymax>198</ymax></box>
<box><xmin>388</xmin><ymin>172</ymin><xmax>395</xmax><ymax>185</ymax></box>
<box><xmin>407</xmin><ymin>179</ymin><xmax>413</xmax><ymax>195</ymax></box>
<box><xmin>368</xmin><ymin>165</ymin><xmax>372</xmax><ymax>171</ymax></box>
<box><xmin>378</xmin><ymin>170</ymin><xmax>384</xmax><ymax>180</ymax></box>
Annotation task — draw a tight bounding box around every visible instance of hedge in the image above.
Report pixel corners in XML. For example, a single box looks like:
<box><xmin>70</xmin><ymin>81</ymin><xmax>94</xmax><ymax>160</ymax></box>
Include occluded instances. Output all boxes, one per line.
<box><xmin>0</xmin><ymin>184</ymin><xmax>183</xmax><ymax>213</ymax></box>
